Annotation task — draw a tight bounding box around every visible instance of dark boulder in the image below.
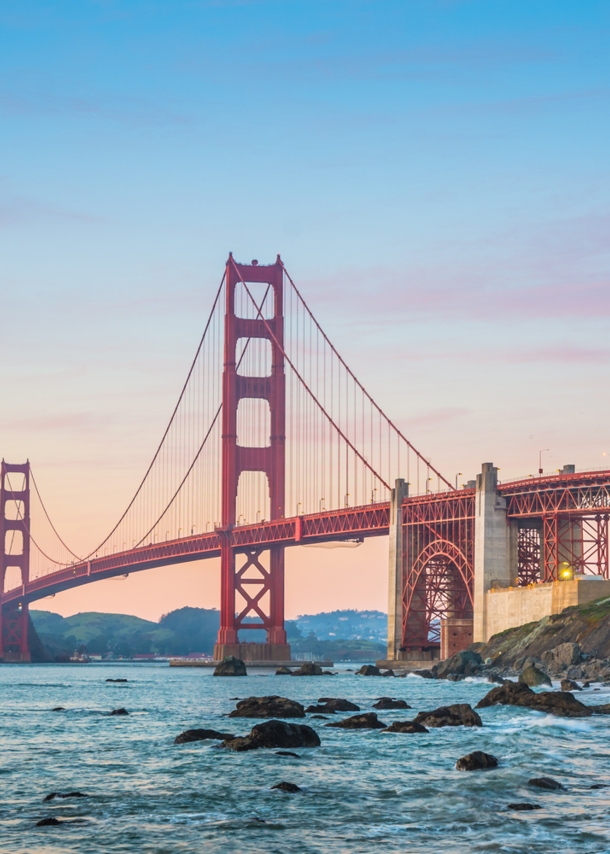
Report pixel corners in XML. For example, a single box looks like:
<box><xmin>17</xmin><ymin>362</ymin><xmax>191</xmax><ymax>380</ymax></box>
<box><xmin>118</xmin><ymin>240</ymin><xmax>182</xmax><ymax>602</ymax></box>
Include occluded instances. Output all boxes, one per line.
<box><xmin>318</xmin><ymin>698</ymin><xmax>360</xmax><ymax>712</ymax></box>
<box><xmin>310</xmin><ymin>715</ymin><xmax>328</xmax><ymax>719</ymax></box>
<box><xmin>476</xmin><ymin>681</ymin><xmax>591</xmax><ymax>717</ymax></box>
<box><xmin>275</xmin><ymin>751</ymin><xmax>300</xmax><ymax>758</ymax></box>
<box><xmin>44</xmin><ymin>792</ymin><xmax>88</xmax><ymax>802</ymax></box>
<box><xmin>292</xmin><ymin>663</ymin><xmax>323</xmax><ymax>676</ymax></box>
<box><xmin>325</xmin><ymin>712</ymin><xmax>386</xmax><ymax>729</ymax></box>
<box><xmin>271</xmin><ymin>781</ymin><xmax>302</xmax><ymax>793</ymax></box>
<box><xmin>229</xmin><ymin>696</ymin><xmax>305</xmax><ymax>719</ymax></box>
<box><xmin>436</xmin><ymin>650</ymin><xmax>483</xmax><ymax>680</ymax></box>
<box><xmin>275</xmin><ymin>666</ymin><xmax>293</xmax><ymax>675</ymax></box>
<box><xmin>174</xmin><ymin>728</ymin><xmax>234</xmax><ymax>744</ymax></box>
<box><xmin>222</xmin><ymin>719</ymin><xmax>320</xmax><ymax>751</ymax></box>
<box><xmin>456</xmin><ymin>751</ymin><xmax>498</xmax><ymax>771</ymax></box>
<box><xmin>214</xmin><ymin>656</ymin><xmax>247</xmax><ymax>676</ymax></box>
<box><xmin>356</xmin><ymin>665</ymin><xmax>381</xmax><ymax>676</ymax></box>
<box><xmin>51</xmin><ymin>707</ymin><xmax>65</xmax><ymax>712</ymax></box>
<box><xmin>519</xmin><ymin>664</ymin><xmax>551</xmax><ymax>687</ymax></box>
<box><xmin>36</xmin><ymin>817</ymin><xmax>62</xmax><ymax>827</ymax></box>
<box><xmin>305</xmin><ymin>704</ymin><xmax>336</xmax><ymax>714</ymax></box>
<box><xmin>414</xmin><ymin>668</ymin><xmax>437</xmax><ymax>679</ymax></box>
<box><xmin>373</xmin><ymin>697</ymin><xmax>411</xmax><ymax>710</ymax></box>
<box><xmin>560</xmin><ymin>679</ymin><xmax>581</xmax><ymax>692</ymax></box>
<box><xmin>382</xmin><ymin>721</ymin><xmax>428</xmax><ymax>734</ymax></box>
<box><xmin>110</xmin><ymin>708</ymin><xmax>129</xmax><ymax>716</ymax></box>
<box><xmin>508</xmin><ymin>803</ymin><xmax>541</xmax><ymax>810</ymax></box>
<box><xmin>381</xmin><ymin>669</ymin><xmax>395</xmax><ymax>677</ymax></box>
<box><xmin>106</xmin><ymin>678</ymin><xmax>128</xmax><ymax>683</ymax></box>
<box><xmin>589</xmin><ymin>703</ymin><xmax>610</xmax><ymax>714</ymax></box>
<box><xmin>412</xmin><ymin>703</ymin><xmax>482</xmax><ymax>728</ymax></box>
<box><xmin>528</xmin><ymin>777</ymin><xmax>565</xmax><ymax>791</ymax></box>
<box><xmin>419</xmin><ymin>668</ymin><xmax>437</xmax><ymax>678</ymax></box>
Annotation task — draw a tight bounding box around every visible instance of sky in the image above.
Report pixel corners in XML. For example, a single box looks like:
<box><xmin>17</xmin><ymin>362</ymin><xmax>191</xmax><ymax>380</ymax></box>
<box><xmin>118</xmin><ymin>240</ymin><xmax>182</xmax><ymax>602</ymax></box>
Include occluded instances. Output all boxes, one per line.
<box><xmin>1</xmin><ymin>0</ymin><xmax>609</xmax><ymax>622</ymax></box>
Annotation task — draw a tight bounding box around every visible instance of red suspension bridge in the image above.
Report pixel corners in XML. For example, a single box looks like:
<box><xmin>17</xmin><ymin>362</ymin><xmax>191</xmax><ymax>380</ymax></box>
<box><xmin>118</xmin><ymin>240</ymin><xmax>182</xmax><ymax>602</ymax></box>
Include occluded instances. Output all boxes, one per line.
<box><xmin>2</xmin><ymin>255</ymin><xmax>610</xmax><ymax>662</ymax></box>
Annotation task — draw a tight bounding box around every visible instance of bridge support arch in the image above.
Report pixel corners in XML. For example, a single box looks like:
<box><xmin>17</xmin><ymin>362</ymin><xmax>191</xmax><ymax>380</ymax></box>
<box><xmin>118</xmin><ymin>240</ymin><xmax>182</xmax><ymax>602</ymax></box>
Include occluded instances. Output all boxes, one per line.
<box><xmin>0</xmin><ymin>461</ymin><xmax>31</xmax><ymax>662</ymax></box>
<box><xmin>385</xmin><ymin>479</ymin><xmax>475</xmax><ymax>664</ymax></box>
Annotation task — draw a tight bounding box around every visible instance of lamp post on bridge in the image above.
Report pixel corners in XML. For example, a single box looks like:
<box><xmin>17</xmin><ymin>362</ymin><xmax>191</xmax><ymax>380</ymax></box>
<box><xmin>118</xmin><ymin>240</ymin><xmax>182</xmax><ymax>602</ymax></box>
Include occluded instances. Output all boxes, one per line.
<box><xmin>539</xmin><ymin>449</ymin><xmax>549</xmax><ymax>476</ymax></box>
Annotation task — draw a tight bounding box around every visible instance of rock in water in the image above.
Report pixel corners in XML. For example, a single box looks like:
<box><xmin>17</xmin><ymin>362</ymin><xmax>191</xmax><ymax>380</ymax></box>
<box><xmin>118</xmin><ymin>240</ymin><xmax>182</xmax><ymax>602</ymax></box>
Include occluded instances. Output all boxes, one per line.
<box><xmin>456</xmin><ymin>751</ymin><xmax>498</xmax><ymax>771</ymax></box>
<box><xmin>110</xmin><ymin>708</ymin><xmax>129</xmax><ymax>716</ymax></box>
<box><xmin>382</xmin><ymin>721</ymin><xmax>428</xmax><ymax>733</ymax></box>
<box><xmin>222</xmin><ymin>719</ymin><xmax>320</xmax><ymax>751</ymax></box>
<box><xmin>508</xmin><ymin>803</ymin><xmax>541</xmax><ymax>810</ymax></box>
<box><xmin>229</xmin><ymin>696</ymin><xmax>305</xmax><ymax>718</ymax></box>
<box><xmin>213</xmin><ymin>656</ymin><xmax>247</xmax><ymax>676</ymax></box>
<box><xmin>305</xmin><ymin>704</ymin><xmax>336</xmax><ymax>714</ymax></box>
<box><xmin>271</xmin><ymin>781</ymin><xmax>302</xmax><ymax>793</ymax></box>
<box><xmin>560</xmin><ymin>678</ymin><xmax>582</xmax><ymax>692</ymax></box>
<box><xmin>291</xmin><ymin>663</ymin><xmax>324</xmax><ymax>676</ymax></box>
<box><xmin>317</xmin><ymin>698</ymin><xmax>360</xmax><ymax>711</ymax></box>
<box><xmin>275</xmin><ymin>666</ymin><xmax>293</xmax><ymax>675</ymax></box>
<box><xmin>356</xmin><ymin>665</ymin><xmax>381</xmax><ymax>676</ymax></box>
<box><xmin>106</xmin><ymin>678</ymin><xmax>128</xmax><ymax>683</ymax></box>
<box><xmin>275</xmin><ymin>751</ymin><xmax>300</xmax><ymax>758</ymax></box>
<box><xmin>51</xmin><ymin>707</ymin><xmax>65</xmax><ymax>712</ymax></box>
<box><xmin>174</xmin><ymin>728</ymin><xmax>234</xmax><ymax>744</ymax></box>
<box><xmin>476</xmin><ymin>681</ymin><xmax>591</xmax><ymax>717</ymax></box>
<box><xmin>528</xmin><ymin>777</ymin><xmax>565</xmax><ymax>790</ymax></box>
<box><xmin>435</xmin><ymin>650</ymin><xmax>483</xmax><ymax>680</ymax></box>
<box><xmin>36</xmin><ymin>817</ymin><xmax>62</xmax><ymax>826</ymax></box>
<box><xmin>373</xmin><ymin>697</ymin><xmax>411</xmax><ymax>710</ymax></box>
<box><xmin>412</xmin><ymin>704</ymin><xmax>482</xmax><ymax>728</ymax></box>
<box><xmin>414</xmin><ymin>669</ymin><xmax>436</xmax><ymax>679</ymax></box>
<box><xmin>325</xmin><ymin>712</ymin><xmax>387</xmax><ymax>729</ymax></box>
<box><xmin>590</xmin><ymin>703</ymin><xmax>610</xmax><ymax>714</ymax></box>
<box><xmin>519</xmin><ymin>664</ymin><xmax>552</xmax><ymax>687</ymax></box>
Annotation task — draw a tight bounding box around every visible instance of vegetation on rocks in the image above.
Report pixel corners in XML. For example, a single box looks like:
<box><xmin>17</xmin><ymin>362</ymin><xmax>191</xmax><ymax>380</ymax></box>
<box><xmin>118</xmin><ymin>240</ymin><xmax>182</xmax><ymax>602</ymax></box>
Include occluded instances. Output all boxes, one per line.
<box><xmin>471</xmin><ymin>596</ymin><xmax>610</xmax><ymax>667</ymax></box>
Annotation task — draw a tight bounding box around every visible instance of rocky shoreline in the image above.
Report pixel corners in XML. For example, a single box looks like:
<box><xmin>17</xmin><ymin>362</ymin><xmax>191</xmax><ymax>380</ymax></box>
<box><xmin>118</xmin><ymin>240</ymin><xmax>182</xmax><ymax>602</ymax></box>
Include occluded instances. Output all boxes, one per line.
<box><xmin>404</xmin><ymin>595</ymin><xmax>610</xmax><ymax>688</ymax></box>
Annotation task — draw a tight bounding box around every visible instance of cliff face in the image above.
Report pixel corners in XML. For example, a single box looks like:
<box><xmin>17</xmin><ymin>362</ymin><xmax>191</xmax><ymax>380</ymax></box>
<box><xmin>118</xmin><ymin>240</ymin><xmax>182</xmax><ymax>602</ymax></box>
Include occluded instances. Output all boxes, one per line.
<box><xmin>472</xmin><ymin>595</ymin><xmax>610</xmax><ymax>667</ymax></box>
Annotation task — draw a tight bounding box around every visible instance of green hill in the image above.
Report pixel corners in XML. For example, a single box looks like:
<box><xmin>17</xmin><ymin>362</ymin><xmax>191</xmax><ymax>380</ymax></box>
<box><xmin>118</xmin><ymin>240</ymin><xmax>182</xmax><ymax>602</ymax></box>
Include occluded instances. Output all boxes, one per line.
<box><xmin>30</xmin><ymin>606</ymin><xmax>387</xmax><ymax>661</ymax></box>
<box><xmin>30</xmin><ymin>607</ymin><xmax>221</xmax><ymax>659</ymax></box>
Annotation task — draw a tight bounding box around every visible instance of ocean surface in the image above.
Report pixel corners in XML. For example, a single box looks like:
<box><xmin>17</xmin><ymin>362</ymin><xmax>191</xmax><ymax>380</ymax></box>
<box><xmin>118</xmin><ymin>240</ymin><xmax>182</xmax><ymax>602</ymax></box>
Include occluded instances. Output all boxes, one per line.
<box><xmin>1</xmin><ymin>663</ymin><xmax>610</xmax><ymax>854</ymax></box>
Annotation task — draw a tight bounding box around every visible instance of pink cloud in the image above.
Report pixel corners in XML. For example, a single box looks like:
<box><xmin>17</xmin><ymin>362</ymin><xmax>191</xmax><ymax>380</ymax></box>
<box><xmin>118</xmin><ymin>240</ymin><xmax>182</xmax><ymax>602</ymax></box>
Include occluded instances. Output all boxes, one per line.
<box><xmin>0</xmin><ymin>413</ymin><xmax>109</xmax><ymax>433</ymax></box>
<box><xmin>401</xmin><ymin>406</ymin><xmax>471</xmax><ymax>429</ymax></box>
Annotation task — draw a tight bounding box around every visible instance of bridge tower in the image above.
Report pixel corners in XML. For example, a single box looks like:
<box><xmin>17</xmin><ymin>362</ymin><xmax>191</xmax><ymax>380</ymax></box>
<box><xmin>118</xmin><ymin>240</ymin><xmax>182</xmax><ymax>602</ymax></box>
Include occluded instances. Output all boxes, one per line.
<box><xmin>213</xmin><ymin>256</ymin><xmax>290</xmax><ymax>663</ymax></box>
<box><xmin>0</xmin><ymin>461</ymin><xmax>31</xmax><ymax>662</ymax></box>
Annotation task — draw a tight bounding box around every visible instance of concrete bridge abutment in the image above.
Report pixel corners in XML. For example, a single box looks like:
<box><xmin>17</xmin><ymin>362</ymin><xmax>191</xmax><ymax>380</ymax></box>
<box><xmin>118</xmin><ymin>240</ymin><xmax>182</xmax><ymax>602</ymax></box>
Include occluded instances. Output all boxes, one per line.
<box><xmin>473</xmin><ymin>462</ymin><xmax>517</xmax><ymax>643</ymax></box>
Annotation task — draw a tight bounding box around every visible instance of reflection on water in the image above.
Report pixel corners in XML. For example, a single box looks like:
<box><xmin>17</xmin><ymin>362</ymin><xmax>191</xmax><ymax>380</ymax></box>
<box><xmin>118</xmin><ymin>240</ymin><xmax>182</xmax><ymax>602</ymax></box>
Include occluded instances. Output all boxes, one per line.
<box><xmin>1</xmin><ymin>664</ymin><xmax>610</xmax><ymax>853</ymax></box>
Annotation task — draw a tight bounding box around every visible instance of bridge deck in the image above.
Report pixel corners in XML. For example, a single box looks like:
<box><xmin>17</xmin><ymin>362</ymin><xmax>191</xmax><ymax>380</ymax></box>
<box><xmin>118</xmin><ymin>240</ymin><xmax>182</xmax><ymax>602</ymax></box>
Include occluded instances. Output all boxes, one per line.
<box><xmin>3</xmin><ymin>469</ymin><xmax>610</xmax><ymax>609</ymax></box>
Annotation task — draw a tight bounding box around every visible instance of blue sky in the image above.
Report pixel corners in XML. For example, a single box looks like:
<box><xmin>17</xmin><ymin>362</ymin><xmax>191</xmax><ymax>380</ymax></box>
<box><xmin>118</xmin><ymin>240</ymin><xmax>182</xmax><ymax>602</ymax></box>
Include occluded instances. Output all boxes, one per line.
<box><xmin>1</xmin><ymin>1</ymin><xmax>609</xmax><ymax>617</ymax></box>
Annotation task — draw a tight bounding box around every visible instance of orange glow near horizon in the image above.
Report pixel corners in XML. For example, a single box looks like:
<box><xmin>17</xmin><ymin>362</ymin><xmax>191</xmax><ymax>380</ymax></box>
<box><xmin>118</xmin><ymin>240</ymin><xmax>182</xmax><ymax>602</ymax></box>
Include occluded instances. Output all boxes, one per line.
<box><xmin>31</xmin><ymin>537</ymin><xmax>389</xmax><ymax>623</ymax></box>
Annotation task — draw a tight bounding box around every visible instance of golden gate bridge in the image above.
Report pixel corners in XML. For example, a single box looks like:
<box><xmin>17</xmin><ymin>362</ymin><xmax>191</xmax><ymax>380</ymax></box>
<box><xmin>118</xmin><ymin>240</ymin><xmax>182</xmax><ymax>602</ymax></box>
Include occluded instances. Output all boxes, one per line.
<box><xmin>2</xmin><ymin>255</ymin><xmax>610</xmax><ymax>662</ymax></box>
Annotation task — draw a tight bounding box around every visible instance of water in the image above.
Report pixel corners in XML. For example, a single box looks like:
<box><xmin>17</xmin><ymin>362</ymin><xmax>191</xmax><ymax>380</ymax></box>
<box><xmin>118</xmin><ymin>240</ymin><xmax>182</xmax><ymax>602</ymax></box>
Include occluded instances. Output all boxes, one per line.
<box><xmin>1</xmin><ymin>664</ymin><xmax>610</xmax><ymax>853</ymax></box>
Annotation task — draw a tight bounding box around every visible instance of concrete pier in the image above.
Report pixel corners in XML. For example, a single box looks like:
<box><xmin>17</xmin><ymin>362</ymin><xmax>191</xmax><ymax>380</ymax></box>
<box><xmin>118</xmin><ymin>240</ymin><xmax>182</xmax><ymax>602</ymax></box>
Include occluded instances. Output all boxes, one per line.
<box><xmin>385</xmin><ymin>478</ymin><xmax>409</xmax><ymax>661</ymax></box>
<box><xmin>473</xmin><ymin>463</ymin><xmax>517</xmax><ymax>643</ymax></box>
